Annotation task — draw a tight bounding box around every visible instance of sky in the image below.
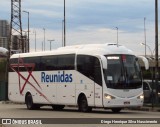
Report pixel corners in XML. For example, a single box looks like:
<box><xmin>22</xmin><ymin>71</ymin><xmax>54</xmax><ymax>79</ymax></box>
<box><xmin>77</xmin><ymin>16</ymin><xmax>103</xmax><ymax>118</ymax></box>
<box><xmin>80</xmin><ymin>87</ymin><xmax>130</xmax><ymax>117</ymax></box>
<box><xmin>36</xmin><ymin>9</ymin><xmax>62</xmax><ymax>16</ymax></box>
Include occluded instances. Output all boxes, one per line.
<box><xmin>0</xmin><ymin>0</ymin><xmax>159</xmax><ymax>55</ymax></box>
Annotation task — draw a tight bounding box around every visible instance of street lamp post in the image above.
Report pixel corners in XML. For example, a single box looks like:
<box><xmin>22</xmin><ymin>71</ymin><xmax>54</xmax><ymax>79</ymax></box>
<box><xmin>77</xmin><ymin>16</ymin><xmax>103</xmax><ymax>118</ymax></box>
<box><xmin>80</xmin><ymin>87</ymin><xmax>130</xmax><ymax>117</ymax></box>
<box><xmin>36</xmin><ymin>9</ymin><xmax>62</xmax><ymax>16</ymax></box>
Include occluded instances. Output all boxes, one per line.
<box><xmin>141</xmin><ymin>43</ymin><xmax>153</xmax><ymax>55</ymax></box>
<box><xmin>48</xmin><ymin>40</ymin><xmax>55</xmax><ymax>51</ymax></box>
<box><xmin>23</xmin><ymin>10</ymin><xmax>30</xmax><ymax>52</ymax></box>
<box><xmin>64</xmin><ymin>0</ymin><xmax>66</xmax><ymax>47</ymax></box>
<box><xmin>144</xmin><ymin>17</ymin><xmax>147</xmax><ymax>57</ymax></box>
<box><xmin>141</xmin><ymin>42</ymin><xmax>160</xmax><ymax>57</ymax></box>
<box><xmin>153</xmin><ymin>44</ymin><xmax>160</xmax><ymax>54</ymax></box>
<box><xmin>115</xmin><ymin>27</ymin><xmax>118</xmax><ymax>46</ymax></box>
<box><xmin>62</xmin><ymin>20</ymin><xmax>64</xmax><ymax>47</ymax></box>
<box><xmin>43</xmin><ymin>28</ymin><xmax>45</xmax><ymax>51</ymax></box>
<box><xmin>33</xmin><ymin>30</ymin><xmax>36</xmax><ymax>52</ymax></box>
<box><xmin>155</xmin><ymin>0</ymin><xmax>159</xmax><ymax>104</ymax></box>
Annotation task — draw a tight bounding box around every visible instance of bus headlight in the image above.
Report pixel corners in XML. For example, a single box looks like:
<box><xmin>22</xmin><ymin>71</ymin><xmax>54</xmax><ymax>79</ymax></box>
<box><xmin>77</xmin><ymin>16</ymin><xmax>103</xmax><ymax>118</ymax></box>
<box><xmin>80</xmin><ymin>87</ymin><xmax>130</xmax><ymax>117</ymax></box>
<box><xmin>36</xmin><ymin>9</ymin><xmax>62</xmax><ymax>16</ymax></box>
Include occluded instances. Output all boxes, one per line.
<box><xmin>137</xmin><ymin>94</ymin><xmax>144</xmax><ymax>99</ymax></box>
<box><xmin>104</xmin><ymin>94</ymin><xmax>115</xmax><ymax>100</ymax></box>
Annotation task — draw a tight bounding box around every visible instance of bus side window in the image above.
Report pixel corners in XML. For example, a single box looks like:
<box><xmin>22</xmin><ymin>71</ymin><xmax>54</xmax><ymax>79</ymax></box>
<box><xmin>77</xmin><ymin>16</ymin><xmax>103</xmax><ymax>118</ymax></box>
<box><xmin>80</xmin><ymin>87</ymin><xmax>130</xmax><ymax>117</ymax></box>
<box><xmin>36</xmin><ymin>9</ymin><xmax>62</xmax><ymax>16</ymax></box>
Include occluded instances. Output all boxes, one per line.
<box><xmin>94</xmin><ymin>58</ymin><xmax>102</xmax><ymax>86</ymax></box>
<box><xmin>9</xmin><ymin>58</ymin><xmax>18</xmax><ymax>72</ymax></box>
<box><xmin>41</xmin><ymin>56</ymin><xmax>58</xmax><ymax>71</ymax></box>
<box><xmin>24</xmin><ymin>57</ymin><xmax>41</xmax><ymax>71</ymax></box>
<box><xmin>77</xmin><ymin>55</ymin><xmax>102</xmax><ymax>86</ymax></box>
<box><xmin>57</xmin><ymin>54</ymin><xmax>75</xmax><ymax>70</ymax></box>
<box><xmin>41</xmin><ymin>54</ymin><xmax>75</xmax><ymax>71</ymax></box>
<box><xmin>77</xmin><ymin>55</ymin><xmax>93</xmax><ymax>79</ymax></box>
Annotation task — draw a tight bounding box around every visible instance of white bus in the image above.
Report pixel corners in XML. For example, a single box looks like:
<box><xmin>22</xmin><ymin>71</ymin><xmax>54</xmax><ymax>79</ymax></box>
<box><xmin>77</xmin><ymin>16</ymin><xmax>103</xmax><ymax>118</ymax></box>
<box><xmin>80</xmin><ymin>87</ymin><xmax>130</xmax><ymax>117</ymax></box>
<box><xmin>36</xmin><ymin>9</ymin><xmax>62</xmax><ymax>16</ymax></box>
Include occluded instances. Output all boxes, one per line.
<box><xmin>8</xmin><ymin>43</ymin><xmax>149</xmax><ymax>113</ymax></box>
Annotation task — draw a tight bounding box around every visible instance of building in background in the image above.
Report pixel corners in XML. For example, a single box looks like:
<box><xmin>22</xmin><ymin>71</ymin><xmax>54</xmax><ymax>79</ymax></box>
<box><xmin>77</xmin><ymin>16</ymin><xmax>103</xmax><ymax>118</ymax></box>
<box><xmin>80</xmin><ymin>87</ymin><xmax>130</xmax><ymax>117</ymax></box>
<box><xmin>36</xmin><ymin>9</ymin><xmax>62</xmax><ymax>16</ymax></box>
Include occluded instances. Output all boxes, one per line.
<box><xmin>11</xmin><ymin>35</ymin><xmax>28</xmax><ymax>54</ymax></box>
<box><xmin>0</xmin><ymin>20</ymin><xmax>28</xmax><ymax>54</ymax></box>
<box><xmin>0</xmin><ymin>20</ymin><xmax>10</xmax><ymax>49</ymax></box>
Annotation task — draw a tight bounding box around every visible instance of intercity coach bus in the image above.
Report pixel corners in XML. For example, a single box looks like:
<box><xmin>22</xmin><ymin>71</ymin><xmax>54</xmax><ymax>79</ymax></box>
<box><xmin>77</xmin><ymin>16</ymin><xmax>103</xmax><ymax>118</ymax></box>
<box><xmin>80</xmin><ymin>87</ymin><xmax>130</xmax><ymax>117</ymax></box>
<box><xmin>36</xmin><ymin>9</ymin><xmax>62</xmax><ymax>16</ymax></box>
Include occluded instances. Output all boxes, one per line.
<box><xmin>8</xmin><ymin>43</ymin><xmax>149</xmax><ymax>113</ymax></box>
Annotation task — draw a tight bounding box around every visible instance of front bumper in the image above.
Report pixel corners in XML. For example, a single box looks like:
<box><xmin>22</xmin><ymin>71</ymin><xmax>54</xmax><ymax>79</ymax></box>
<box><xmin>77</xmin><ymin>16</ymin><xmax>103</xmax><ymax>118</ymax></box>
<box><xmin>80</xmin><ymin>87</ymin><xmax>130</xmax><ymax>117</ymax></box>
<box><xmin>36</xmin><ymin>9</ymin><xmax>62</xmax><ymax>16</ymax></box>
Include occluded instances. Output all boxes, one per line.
<box><xmin>103</xmin><ymin>98</ymin><xmax>143</xmax><ymax>108</ymax></box>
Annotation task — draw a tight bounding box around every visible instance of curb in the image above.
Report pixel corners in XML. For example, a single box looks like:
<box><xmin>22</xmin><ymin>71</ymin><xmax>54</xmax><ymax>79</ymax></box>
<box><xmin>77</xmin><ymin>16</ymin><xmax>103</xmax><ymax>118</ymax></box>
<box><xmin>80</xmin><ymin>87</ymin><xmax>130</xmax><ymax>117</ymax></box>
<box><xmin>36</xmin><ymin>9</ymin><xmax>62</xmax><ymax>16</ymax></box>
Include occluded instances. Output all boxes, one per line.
<box><xmin>0</xmin><ymin>101</ymin><xmax>13</xmax><ymax>104</ymax></box>
<box><xmin>0</xmin><ymin>101</ymin><xmax>24</xmax><ymax>105</ymax></box>
<box><xmin>129</xmin><ymin>107</ymin><xmax>160</xmax><ymax>112</ymax></box>
<box><xmin>0</xmin><ymin>124</ymin><xmax>5</xmax><ymax>127</ymax></box>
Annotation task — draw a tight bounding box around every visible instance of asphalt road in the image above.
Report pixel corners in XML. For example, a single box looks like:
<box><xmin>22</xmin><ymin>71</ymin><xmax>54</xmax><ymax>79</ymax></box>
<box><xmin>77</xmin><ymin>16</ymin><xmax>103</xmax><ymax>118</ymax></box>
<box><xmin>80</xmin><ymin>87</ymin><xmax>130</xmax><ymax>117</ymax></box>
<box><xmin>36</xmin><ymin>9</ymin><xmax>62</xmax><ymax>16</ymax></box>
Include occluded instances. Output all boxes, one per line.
<box><xmin>0</xmin><ymin>103</ymin><xmax>160</xmax><ymax>127</ymax></box>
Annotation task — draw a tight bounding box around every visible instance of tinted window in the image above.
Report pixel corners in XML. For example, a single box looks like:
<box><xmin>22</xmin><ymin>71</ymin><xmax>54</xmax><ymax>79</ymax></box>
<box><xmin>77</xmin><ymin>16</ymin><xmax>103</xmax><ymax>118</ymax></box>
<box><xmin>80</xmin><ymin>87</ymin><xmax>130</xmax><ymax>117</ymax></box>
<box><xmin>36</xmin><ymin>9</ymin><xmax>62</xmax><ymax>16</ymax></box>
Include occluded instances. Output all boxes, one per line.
<box><xmin>143</xmin><ymin>82</ymin><xmax>150</xmax><ymax>90</ymax></box>
<box><xmin>10</xmin><ymin>54</ymin><xmax>75</xmax><ymax>72</ymax></box>
<box><xmin>27</xmin><ymin>57</ymin><xmax>41</xmax><ymax>71</ymax></box>
<box><xmin>41</xmin><ymin>56</ymin><xmax>58</xmax><ymax>71</ymax></box>
<box><xmin>57</xmin><ymin>54</ymin><xmax>75</xmax><ymax>70</ymax></box>
<box><xmin>10</xmin><ymin>58</ymin><xmax>18</xmax><ymax>64</ymax></box>
<box><xmin>104</xmin><ymin>55</ymin><xmax>142</xmax><ymax>89</ymax></box>
<box><xmin>41</xmin><ymin>54</ymin><xmax>75</xmax><ymax>70</ymax></box>
<box><xmin>77</xmin><ymin>55</ymin><xmax>102</xmax><ymax>86</ymax></box>
<box><xmin>9</xmin><ymin>58</ymin><xmax>18</xmax><ymax>72</ymax></box>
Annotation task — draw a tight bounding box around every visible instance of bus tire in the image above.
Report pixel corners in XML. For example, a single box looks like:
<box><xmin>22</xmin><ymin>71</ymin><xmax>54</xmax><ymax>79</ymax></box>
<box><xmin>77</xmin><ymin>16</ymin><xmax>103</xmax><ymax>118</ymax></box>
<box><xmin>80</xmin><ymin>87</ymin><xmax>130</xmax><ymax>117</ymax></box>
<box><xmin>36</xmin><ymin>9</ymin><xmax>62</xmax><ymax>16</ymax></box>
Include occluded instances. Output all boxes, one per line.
<box><xmin>25</xmin><ymin>93</ymin><xmax>35</xmax><ymax>110</ymax></box>
<box><xmin>34</xmin><ymin>104</ymin><xmax>41</xmax><ymax>110</ymax></box>
<box><xmin>111</xmin><ymin>108</ymin><xmax>122</xmax><ymax>113</ymax></box>
<box><xmin>52</xmin><ymin>105</ymin><xmax>65</xmax><ymax>110</ymax></box>
<box><xmin>78</xmin><ymin>95</ymin><xmax>92</xmax><ymax>112</ymax></box>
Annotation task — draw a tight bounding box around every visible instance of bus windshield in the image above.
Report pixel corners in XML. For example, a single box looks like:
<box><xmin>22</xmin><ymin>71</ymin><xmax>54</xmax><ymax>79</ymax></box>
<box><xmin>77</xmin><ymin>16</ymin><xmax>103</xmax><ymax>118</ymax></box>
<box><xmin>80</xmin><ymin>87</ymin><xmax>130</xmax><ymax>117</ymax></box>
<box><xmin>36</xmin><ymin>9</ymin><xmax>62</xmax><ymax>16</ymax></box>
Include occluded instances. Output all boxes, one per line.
<box><xmin>104</xmin><ymin>55</ymin><xmax>142</xmax><ymax>89</ymax></box>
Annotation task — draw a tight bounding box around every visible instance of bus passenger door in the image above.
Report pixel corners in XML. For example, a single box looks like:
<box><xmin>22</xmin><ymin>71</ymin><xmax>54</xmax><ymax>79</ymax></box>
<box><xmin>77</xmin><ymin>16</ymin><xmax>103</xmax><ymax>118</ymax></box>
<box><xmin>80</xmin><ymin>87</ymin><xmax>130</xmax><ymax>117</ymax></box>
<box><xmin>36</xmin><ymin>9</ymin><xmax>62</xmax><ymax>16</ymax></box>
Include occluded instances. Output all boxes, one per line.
<box><xmin>94</xmin><ymin>83</ymin><xmax>103</xmax><ymax>107</ymax></box>
<box><xmin>94</xmin><ymin>58</ymin><xmax>103</xmax><ymax>107</ymax></box>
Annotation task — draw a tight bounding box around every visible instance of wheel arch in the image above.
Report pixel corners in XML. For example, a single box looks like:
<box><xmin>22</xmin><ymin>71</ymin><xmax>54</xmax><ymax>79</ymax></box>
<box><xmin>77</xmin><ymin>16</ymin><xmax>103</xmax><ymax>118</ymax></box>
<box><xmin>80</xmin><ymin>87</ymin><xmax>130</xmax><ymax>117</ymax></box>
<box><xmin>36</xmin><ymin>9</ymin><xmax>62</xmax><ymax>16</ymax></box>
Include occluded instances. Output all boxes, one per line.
<box><xmin>77</xmin><ymin>92</ymin><xmax>87</xmax><ymax>105</ymax></box>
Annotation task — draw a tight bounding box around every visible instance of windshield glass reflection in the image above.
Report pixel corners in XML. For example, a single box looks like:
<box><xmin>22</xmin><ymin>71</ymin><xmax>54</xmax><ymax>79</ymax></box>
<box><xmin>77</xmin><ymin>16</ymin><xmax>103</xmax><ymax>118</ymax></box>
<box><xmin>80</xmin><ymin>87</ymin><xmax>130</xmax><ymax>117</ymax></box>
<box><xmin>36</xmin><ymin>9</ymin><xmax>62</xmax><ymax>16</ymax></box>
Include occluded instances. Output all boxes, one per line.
<box><xmin>104</xmin><ymin>55</ymin><xmax>142</xmax><ymax>89</ymax></box>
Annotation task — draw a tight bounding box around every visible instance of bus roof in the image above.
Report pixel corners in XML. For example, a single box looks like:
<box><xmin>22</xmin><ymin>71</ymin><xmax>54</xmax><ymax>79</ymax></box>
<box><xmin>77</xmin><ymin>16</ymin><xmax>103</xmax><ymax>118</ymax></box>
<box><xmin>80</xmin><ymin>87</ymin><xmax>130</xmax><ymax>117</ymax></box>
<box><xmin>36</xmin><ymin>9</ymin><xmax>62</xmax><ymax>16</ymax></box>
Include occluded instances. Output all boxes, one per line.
<box><xmin>10</xmin><ymin>43</ymin><xmax>134</xmax><ymax>58</ymax></box>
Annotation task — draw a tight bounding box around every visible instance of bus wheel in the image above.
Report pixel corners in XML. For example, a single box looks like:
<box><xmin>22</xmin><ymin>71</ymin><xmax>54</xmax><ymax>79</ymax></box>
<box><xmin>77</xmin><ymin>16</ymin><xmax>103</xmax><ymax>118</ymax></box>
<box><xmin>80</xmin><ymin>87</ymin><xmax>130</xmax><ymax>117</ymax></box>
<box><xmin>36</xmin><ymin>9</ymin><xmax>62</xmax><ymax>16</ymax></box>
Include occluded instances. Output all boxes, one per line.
<box><xmin>111</xmin><ymin>108</ymin><xmax>122</xmax><ymax>113</ymax></box>
<box><xmin>25</xmin><ymin>94</ymin><xmax>35</xmax><ymax>110</ymax></box>
<box><xmin>52</xmin><ymin>105</ymin><xmax>65</xmax><ymax>110</ymax></box>
<box><xmin>34</xmin><ymin>104</ymin><xmax>41</xmax><ymax>110</ymax></box>
<box><xmin>78</xmin><ymin>96</ymin><xmax>92</xmax><ymax>112</ymax></box>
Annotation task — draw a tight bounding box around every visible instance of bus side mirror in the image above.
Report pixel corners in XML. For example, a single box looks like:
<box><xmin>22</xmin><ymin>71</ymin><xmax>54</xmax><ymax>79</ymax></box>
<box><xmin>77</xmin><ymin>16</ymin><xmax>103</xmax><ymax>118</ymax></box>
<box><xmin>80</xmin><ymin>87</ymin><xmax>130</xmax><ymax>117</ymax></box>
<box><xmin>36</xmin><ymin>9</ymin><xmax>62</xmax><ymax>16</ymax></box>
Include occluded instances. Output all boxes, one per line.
<box><xmin>137</xmin><ymin>56</ymin><xmax>149</xmax><ymax>70</ymax></box>
<box><xmin>100</xmin><ymin>55</ymin><xmax>107</xmax><ymax>69</ymax></box>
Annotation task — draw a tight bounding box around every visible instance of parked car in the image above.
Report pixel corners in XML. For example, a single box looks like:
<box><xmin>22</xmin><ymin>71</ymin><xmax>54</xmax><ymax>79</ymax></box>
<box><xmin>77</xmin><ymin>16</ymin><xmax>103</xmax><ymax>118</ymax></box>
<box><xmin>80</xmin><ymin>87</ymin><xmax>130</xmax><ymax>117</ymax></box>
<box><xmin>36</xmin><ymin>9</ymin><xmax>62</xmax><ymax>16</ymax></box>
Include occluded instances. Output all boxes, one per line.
<box><xmin>143</xmin><ymin>80</ymin><xmax>160</xmax><ymax>103</ymax></box>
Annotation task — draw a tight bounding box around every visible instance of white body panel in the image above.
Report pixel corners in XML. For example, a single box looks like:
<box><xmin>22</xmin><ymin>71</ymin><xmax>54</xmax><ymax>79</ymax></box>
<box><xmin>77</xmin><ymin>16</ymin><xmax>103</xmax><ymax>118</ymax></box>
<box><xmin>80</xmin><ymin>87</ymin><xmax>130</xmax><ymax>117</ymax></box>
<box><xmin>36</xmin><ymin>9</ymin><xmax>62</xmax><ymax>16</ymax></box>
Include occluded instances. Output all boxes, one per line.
<box><xmin>8</xmin><ymin>43</ymin><xmax>144</xmax><ymax>109</ymax></box>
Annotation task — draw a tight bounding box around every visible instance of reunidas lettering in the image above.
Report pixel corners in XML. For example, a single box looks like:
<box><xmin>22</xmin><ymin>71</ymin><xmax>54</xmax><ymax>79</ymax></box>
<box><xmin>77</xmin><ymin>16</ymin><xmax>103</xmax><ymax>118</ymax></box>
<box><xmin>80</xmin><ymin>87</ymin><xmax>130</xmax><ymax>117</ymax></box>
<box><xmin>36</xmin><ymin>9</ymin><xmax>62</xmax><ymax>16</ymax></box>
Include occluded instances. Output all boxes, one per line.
<box><xmin>41</xmin><ymin>71</ymin><xmax>73</xmax><ymax>83</ymax></box>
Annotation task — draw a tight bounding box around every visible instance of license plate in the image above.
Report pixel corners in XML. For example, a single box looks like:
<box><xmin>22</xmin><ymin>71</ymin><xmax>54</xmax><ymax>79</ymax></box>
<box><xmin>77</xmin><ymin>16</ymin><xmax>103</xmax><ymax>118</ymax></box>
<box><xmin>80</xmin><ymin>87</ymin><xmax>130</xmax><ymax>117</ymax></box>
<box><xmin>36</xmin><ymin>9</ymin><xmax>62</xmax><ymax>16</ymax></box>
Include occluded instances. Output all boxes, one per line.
<box><xmin>124</xmin><ymin>101</ymin><xmax>130</xmax><ymax>105</ymax></box>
